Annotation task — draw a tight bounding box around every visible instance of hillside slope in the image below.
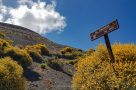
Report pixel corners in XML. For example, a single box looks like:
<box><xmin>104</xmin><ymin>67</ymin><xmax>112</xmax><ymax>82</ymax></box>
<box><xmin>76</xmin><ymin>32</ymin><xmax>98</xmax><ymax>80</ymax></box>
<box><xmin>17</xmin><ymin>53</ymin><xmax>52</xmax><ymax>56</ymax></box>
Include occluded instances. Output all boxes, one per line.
<box><xmin>0</xmin><ymin>22</ymin><xmax>65</xmax><ymax>52</ymax></box>
<box><xmin>0</xmin><ymin>22</ymin><xmax>81</xmax><ymax>90</ymax></box>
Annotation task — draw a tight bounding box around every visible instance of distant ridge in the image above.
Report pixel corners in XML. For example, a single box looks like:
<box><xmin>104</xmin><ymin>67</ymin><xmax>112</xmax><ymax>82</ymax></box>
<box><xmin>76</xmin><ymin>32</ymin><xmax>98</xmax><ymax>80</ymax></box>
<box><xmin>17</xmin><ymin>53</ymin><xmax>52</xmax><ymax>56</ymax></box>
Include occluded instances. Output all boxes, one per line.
<box><xmin>0</xmin><ymin>22</ymin><xmax>43</xmax><ymax>38</ymax></box>
<box><xmin>0</xmin><ymin>22</ymin><xmax>65</xmax><ymax>52</ymax></box>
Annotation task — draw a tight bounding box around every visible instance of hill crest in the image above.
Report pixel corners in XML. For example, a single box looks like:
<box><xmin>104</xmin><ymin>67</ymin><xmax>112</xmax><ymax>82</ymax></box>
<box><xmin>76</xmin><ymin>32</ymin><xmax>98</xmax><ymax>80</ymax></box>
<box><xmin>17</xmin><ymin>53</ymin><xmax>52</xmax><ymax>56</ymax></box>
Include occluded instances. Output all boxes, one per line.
<box><xmin>0</xmin><ymin>22</ymin><xmax>65</xmax><ymax>52</ymax></box>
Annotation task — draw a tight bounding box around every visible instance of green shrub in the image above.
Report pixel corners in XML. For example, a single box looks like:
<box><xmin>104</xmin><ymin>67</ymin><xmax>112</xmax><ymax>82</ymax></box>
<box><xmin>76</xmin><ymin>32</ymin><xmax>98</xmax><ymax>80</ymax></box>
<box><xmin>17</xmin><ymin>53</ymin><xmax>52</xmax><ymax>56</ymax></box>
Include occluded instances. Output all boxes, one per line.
<box><xmin>61</xmin><ymin>51</ymin><xmax>83</xmax><ymax>60</ymax></box>
<box><xmin>67</xmin><ymin>68</ymin><xmax>73</xmax><ymax>74</ymax></box>
<box><xmin>65</xmin><ymin>60</ymin><xmax>78</xmax><ymax>65</ymax></box>
<box><xmin>4</xmin><ymin>47</ymin><xmax>33</xmax><ymax>67</ymax></box>
<box><xmin>63</xmin><ymin>53</ymin><xmax>74</xmax><ymax>59</ymax></box>
<box><xmin>72</xmin><ymin>51</ymin><xmax>83</xmax><ymax>58</ymax></box>
<box><xmin>77</xmin><ymin>49</ymin><xmax>83</xmax><ymax>52</ymax></box>
<box><xmin>0</xmin><ymin>57</ymin><xmax>25</xmax><ymax>90</ymax></box>
<box><xmin>72</xmin><ymin>43</ymin><xmax>136</xmax><ymax>90</ymax></box>
<box><xmin>40</xmin><ymin>63</ymin><xmax>47</xmax><ymax>69</ymax></box>
<box><xmin>60</xmin><ymin>47</ymin><xmax>84</xmax><ymax>59</ymax></box>
<box><xmin>47</xmin><ymin>59</ymin><xmax>64</xmax><ymax>71</ymax></box>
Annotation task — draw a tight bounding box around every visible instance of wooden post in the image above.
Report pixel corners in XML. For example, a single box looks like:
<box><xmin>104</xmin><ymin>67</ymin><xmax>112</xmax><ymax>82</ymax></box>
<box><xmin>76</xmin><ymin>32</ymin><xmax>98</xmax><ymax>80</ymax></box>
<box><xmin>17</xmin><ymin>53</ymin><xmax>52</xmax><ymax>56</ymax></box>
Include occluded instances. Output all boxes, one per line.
<box><xmin>104</xmin><ymin>34</ymin><xmax>119</xmax><ymax>77</ymax></box>
<box><xmin>104</xmin><ymin>34</ymin><xmax>115</xmax><ymax>63</ymax></box>
<box><xmin>90</xmin><ymin>20</ymin><xmax>119</xmax><ymax>77</ymax></box>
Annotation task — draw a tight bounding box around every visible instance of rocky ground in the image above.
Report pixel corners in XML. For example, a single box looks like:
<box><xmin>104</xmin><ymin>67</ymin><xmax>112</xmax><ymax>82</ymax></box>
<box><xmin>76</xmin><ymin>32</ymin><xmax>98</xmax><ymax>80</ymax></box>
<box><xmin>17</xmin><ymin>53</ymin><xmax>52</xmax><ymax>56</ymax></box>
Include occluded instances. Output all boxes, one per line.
<box><xmin>24</xmin><ymin>56</ymin><xmax>75</xmax><ymax>90</ymax></box>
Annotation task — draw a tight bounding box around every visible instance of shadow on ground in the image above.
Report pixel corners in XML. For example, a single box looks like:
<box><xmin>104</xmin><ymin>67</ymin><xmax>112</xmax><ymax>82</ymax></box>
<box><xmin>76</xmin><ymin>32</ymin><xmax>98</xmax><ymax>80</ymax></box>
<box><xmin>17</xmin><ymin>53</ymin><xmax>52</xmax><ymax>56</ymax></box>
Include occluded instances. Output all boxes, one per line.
<box><xmin>24</xmin><ymin>68</ymin><xmax>41</xmax><ymax>81</ymax></box>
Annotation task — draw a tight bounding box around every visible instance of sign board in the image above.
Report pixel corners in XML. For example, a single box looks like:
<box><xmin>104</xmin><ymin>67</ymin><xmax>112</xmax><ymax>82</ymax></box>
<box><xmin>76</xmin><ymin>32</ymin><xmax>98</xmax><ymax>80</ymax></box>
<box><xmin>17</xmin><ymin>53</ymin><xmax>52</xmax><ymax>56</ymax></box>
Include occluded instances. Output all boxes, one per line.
<box><xmin>90</xmin><ymin>19</ymin><xmax>119</xmax><ymax>41</ymax></box>
<box><xmin>90</xmin><ymin>19</ymin><xmax>119</xmax><ymax>77</ymax></box>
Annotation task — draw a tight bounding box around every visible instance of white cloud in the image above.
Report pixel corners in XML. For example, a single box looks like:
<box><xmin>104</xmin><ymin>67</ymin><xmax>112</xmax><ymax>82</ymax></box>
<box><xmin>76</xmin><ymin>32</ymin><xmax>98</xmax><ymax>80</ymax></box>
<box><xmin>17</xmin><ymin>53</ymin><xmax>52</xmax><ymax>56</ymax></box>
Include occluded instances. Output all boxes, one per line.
<box><xmin>0</xmin><ymin>0</ymin><xmax>66</xmax><ymax>34</ymax></box>
<box><xmin>17</xmin><ymin>0</ymin><xmax>33</xmax><ymax>4</ymax></box>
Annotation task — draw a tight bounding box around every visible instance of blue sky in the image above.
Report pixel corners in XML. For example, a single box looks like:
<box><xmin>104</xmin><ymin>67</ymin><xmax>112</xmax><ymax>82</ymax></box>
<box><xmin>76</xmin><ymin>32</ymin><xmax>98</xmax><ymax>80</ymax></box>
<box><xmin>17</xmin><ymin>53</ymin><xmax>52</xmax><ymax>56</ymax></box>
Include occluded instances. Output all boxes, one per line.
<box><xmin>46</xmin><ymin>0</ymin><xmax>136</xmax><ymax>50</ymax></box>
<box><xmin>2</xmin><ymin>0</ymin><xmax>136</xmax><ymax>50</ymax></box>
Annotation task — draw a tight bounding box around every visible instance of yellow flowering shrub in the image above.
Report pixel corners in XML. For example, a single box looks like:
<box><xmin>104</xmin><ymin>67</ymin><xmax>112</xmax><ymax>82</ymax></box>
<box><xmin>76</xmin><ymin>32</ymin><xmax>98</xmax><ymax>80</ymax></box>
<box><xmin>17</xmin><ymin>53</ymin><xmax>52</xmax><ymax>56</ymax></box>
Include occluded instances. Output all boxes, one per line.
<box><xmin>0</xmin><ymin>38</ymin><xmax>32</xmax><ymax>67</ymax></box>
<box><xmin>25</xmin><ymin>45</ymin><xmax>42</xmax><ymax>60</ymax></box>
<box><xmin>25</xmin><ymin>44</ymin><xmax>49</xmax><ymax>62</ymax></box>
<box><xmin>0</xmin><ymin>31</ymin><xmax>6</xmax><ymax>38</ymax></box>
<box><xmin>0</xmin><ymin>38</ymin><xmax>12</xmax><ymax>56</ymax></box>
<box><xmin>34</xmin><ymin>44</ymin><xmax>49</xmax><ymax>55</ymax></box>
<box><xmin>60</xmin><ymin>47</ymin><xmax>74</xmax><ymax>54</ymax></box>
<box><xmin>72</xmin><ymin>43</ymin><xmax>136</xmax><ymax>90</ymax></box>
<box><xmin>25</xmin><ymin>44</ymin><xmax>49</xmax><ymax>56</ymax></box>
<box><xmin>85</xmin><ymin>49</ymin><xmax>95</xmax><ymax>56</ymax></box>
<box><xmin>0</xmin><ymin>38</ymin><xmax>11</xmax><ymax>48</ymax></box>
<box><xmin>0</xmin><ymin>57</ymin><xmax>25</xmax><ymax>90</ymax></box>
<box><xmin>4</xmin><ymin>47</ymin><xmax>33</xmax><ymax>67</ymax></box>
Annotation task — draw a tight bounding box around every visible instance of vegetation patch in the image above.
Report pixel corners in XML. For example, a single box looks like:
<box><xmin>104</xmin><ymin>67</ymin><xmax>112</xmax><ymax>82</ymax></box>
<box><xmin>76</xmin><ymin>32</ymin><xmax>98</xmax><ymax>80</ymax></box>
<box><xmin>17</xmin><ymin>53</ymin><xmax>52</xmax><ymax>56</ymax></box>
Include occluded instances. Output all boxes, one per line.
<box><xmin>65</xmin><ymin>60</ymin><xmax>78</xmax><ymax>65</ymax></box>
<box><xmin>47</xmin><ymin>59</ymin><xmax>64</xmax><ymax>71</ymax></box>
<box><xmin>25</xmin><ymin>44</ymin><xmax>49</xmax><ymax>63</ymax></box>
<box><xmin>4</xmin><ymin>47</ymin><xmax>33</xmax><ymax>67</ymax></box>
<box><xmin>0</xmin><ymin>31</ymin><xmax>6</xmax><ymax>38</ymax></box>
<box><xmin>0</xmin><ymin>57</ymin><xmax>25</xmax><ymax>90</ymax></box>
<box><xmin>72</xmin><ymin>43</ymin><xmax>136</xmax><ymax>90</ymax></box>
<box><xmin>33</xmin><ymin>44</ymin><xmax>50</xmax><ymax>56</ymax></box>
<box><xmin>40</xmin><ymin>63</ymin><xmax>47</xmax><ymax>69</ymax></box>
<box><xmin>60</xmin><ymin>47</ymin><xmax>84</xmax><ymax>59</ymax></box>
<box><xmin>60</xmin><ymin>47</ymin><xmax>74</xmax><ymax>54</ymax></box>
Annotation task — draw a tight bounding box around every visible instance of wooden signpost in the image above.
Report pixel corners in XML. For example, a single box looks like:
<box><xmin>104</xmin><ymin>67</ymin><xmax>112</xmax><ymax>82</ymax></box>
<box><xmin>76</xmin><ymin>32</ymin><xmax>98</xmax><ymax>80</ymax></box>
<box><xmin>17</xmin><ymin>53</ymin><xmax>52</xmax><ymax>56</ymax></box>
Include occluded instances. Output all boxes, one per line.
<box><xmin>90</xmin><ymin>19</ymin><xmax>119</xmax><ymax>63</ymax></box>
